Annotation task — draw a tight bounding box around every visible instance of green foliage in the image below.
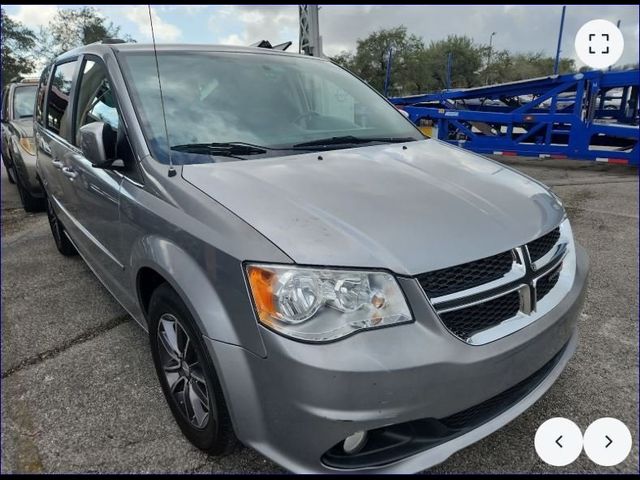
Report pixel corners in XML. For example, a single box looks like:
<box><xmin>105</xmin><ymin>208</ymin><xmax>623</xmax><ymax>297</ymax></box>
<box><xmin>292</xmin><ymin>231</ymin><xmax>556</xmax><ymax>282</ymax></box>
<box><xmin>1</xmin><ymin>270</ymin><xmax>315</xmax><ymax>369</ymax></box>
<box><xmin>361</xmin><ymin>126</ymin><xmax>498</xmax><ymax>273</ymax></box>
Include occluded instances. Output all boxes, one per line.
<box><xmin>485</xmin><ymin>51</ymin><xmax>575</xmax><ymax>84</ymax></box>
<box><xmin>333</xmin><ymin>26</ymin><xmax>425</xmax><ymax>96</ymax></box>
<box><xmin>417</xmin><ymin>35</ymin><xmax>485</xmax><ymax>91</ymax></box>
<box><xmin>35</xmin><ymin>6</ymin><xmax>135</xmax><ymax>61</ymax></box>
<box><xmin>337</xmin><ymin>27</ymin><xmax>578</xmax><ymax>95</ymax></box>
<box><xmin>2</xmin><ymin>7</ymin><xmax>134</xmax><ymax>84</ymax></box>
<box><xmin>1</xmin><ymin>8</ymin><xmax>36</xmax><ymax>86</ymax></box>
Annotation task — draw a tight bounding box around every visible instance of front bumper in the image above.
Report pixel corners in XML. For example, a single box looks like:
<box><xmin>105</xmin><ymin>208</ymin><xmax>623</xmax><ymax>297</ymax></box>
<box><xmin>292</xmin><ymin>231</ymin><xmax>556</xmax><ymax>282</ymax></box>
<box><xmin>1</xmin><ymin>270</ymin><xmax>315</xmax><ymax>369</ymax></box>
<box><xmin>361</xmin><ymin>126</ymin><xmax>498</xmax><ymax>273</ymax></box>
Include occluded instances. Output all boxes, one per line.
<box><xmin>205</xmin><ymin>244</ymin><xmax>589</xmax><ymax>473</ymax></box>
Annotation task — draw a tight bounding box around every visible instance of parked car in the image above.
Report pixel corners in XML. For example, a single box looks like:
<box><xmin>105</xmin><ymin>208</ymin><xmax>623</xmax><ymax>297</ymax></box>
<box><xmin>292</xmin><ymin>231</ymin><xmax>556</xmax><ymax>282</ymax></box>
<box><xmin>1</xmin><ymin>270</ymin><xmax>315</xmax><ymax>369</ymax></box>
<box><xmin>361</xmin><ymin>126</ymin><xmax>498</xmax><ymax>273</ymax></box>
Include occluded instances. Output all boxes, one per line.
<box><xmin>1</xmin><ymin>78</ymin><xmax>45</xmax><ymax>211</ymax></box>
<box><xmin>35</xmin><ymin>42</ymin><xmax>589</xmax><ymax>473</ymax></box>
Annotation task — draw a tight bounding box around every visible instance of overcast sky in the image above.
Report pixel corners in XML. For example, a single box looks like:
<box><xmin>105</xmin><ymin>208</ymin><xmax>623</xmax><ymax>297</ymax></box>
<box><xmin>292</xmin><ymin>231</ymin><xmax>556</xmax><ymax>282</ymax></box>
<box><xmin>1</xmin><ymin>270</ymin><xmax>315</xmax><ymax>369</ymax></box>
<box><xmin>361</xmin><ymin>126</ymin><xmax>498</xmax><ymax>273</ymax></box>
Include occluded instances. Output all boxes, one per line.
<box><xmin>5</xmin><ymin>4</ymin><xmax>639</xmax><ymax>67</ymax></box>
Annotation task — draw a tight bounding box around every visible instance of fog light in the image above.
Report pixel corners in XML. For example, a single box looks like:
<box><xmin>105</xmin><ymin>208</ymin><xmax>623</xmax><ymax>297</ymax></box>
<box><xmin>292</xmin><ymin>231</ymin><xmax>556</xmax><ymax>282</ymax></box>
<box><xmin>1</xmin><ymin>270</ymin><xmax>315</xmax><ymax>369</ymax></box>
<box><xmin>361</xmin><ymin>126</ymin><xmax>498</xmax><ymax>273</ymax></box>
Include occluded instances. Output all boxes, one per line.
<box><xmin>343</xmin><ymin>430</ymin><xmax>368</xmax><ymax>455</ymax></box>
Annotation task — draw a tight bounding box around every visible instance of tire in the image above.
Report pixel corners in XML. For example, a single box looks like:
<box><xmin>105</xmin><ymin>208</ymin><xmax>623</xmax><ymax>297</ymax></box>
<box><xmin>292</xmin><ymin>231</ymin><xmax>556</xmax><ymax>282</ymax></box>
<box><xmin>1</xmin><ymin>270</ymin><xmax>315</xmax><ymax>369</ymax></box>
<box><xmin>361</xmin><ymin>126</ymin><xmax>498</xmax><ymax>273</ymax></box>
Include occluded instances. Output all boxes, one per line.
<box><xmin>17</xmin><ymin>179</ymin><xmax>45</xmax><ymax>212</ymax></box>
<box><xmin>5</xmin><ymin>164</ymin><xmax>16</xmax><ymax>184</ymax></box>
<box><xmin>148</xmin><ymin>283</ymin><xmax>237</xmax><ymax>455</ymax></box>
<box><xmin>46</xmin><ymin>196</ymin><xmax>78</xmax><ymax>256</ymax></box>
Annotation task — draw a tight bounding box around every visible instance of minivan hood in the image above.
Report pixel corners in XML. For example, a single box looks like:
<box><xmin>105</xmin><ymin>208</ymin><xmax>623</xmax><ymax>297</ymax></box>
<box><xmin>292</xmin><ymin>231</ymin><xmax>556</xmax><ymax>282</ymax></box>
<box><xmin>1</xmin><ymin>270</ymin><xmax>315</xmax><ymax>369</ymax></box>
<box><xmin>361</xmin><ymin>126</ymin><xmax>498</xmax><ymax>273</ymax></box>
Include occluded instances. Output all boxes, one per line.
<box><xmin>182</xmin><ymin>140</ymin><xmax>564</xmax><ymax>275</ymax></box>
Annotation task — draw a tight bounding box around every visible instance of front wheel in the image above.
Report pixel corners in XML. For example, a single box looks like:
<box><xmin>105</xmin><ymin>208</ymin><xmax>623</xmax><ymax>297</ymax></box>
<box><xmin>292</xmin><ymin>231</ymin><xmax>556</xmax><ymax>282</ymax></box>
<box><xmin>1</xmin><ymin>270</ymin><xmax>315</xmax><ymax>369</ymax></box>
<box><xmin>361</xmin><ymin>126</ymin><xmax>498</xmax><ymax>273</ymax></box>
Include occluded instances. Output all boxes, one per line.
<box><xmin>46</xmin><ymin>196</ymin><xmax>77</xmax><ymax>256</ymax></box>
<box><xmin>148</xmin><ymin>283</ymin><xmax>237</xmax><ymax>455</ymax></box>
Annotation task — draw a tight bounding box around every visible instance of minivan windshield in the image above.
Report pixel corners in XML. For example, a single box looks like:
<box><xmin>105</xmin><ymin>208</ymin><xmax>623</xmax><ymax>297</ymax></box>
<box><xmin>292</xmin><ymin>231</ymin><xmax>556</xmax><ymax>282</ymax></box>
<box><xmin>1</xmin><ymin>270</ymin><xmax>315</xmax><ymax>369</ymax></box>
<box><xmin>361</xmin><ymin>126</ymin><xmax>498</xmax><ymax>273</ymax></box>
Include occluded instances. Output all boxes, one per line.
<box><xmin>119</xmin><ymin>50</ymin><xmax>423</xmax><ymax>164</ymax></box>
<box><xmin>13</xmin><ymin>85</ymin><xmax>37</xmax><ymax>119</ymax></box>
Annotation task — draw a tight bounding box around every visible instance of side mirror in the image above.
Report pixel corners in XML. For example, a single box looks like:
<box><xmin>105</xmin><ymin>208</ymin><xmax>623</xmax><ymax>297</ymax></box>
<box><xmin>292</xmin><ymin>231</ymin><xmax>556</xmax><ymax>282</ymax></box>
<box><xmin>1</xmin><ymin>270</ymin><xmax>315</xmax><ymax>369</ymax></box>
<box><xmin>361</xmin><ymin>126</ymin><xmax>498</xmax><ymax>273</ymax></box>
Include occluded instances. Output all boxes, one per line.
<box><xmin>78</xmin><ymin>122</ymin><xmax>116</xmax><ymax>167</ymax></box>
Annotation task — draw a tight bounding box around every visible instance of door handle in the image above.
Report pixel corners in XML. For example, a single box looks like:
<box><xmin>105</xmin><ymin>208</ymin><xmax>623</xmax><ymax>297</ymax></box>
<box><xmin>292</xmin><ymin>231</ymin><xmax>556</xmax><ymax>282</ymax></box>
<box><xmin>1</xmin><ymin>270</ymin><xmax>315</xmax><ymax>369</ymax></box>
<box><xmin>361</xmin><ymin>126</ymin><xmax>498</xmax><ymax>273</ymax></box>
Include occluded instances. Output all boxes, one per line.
<box><xmin>52</xmin><ymin>159</ymin><xmax>63</xmax><ymax>169</ymax></box>
<box><xmin>62</xmin><ymin>166</ymin><xmax>78</xmax><ymax>180</ymax></box>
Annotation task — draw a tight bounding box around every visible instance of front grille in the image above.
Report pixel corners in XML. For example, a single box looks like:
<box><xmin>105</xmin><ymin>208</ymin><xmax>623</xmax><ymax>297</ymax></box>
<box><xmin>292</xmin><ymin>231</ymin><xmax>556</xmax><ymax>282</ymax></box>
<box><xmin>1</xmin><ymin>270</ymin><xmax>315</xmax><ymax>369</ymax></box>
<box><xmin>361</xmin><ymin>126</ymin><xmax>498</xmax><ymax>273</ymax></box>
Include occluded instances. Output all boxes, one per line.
<box><xmin>417</xmin><ymin>223</ymin><xmax>566</xmax><ymax>344</ymax></box>
<box><xmin>417</xmin><ymin>250</ymin><xmax>513</xmax><ymax>298</ymax></box>
<box><xmin>439</xmin><ymin>291</ymin><xmax>521</xmax><ymax>339</ymax></box>
<box><xmin>322</xmin><ymin>340</ymin><xmax>569</xmax><ymax>470</ymax></box>
<box><xmin>536</xmin><ymin>263</ymin><xmax>562</xmax><ymax>302</ymax></box>
<box><xmin>528</xmin><ymin>227</ymin><xmax>560</xmax><ymax>262</ymax></box>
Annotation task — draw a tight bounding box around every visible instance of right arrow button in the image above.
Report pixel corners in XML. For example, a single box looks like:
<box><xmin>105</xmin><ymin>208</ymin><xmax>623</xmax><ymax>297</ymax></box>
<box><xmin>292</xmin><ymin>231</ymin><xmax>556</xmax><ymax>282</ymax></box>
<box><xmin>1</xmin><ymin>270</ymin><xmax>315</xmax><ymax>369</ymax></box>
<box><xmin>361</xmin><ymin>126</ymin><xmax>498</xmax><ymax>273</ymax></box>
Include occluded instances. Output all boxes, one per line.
<box><xmin>584</xmin><ymin>418</ymin><xmax>632</xmax><ymax>466</ymax></box>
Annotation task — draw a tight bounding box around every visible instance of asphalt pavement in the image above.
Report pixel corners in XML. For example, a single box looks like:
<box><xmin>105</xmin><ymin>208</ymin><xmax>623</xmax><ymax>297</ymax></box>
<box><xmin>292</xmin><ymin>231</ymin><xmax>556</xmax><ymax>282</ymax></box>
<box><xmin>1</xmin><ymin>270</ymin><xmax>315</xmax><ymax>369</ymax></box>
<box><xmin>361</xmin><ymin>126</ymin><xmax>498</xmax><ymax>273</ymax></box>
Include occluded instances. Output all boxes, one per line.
<box><xmin>1</xmin><ymin>157</ymin><xmax>638</xmax><ymax>473</ymax></box>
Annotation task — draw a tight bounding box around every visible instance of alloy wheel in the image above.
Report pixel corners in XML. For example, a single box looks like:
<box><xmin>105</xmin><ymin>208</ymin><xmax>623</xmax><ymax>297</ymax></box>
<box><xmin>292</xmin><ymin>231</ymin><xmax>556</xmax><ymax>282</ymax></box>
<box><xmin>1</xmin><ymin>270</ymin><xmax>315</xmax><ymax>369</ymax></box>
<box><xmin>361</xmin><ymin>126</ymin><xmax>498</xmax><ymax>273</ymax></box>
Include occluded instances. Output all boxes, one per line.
<box><xmin>157</xmin><ymin>313</ymin><xmax>211</xmax><ymax>429</ymax></box>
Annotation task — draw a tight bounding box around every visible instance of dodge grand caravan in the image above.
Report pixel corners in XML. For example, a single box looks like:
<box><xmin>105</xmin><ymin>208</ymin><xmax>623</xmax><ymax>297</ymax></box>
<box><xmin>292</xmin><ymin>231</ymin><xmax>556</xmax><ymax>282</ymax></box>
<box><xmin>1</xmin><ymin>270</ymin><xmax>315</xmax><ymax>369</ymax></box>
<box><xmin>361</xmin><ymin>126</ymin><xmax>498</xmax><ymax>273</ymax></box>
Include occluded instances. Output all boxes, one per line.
<box><xmin>35</xmin><ymin>42</ymin><xmax>589</xmax><ymax>473</ymax></box>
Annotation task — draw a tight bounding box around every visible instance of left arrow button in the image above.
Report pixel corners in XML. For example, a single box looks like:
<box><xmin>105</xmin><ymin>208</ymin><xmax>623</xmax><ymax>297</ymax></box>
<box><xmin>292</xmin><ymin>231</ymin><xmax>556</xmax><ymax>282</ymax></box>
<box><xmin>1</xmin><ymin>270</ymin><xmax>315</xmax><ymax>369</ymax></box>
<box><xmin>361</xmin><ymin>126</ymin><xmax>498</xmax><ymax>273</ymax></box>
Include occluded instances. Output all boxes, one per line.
<box><xmin>535</xmin><ymin>418</ymin><xmax>583</xmax><ymax>466</ymax></box>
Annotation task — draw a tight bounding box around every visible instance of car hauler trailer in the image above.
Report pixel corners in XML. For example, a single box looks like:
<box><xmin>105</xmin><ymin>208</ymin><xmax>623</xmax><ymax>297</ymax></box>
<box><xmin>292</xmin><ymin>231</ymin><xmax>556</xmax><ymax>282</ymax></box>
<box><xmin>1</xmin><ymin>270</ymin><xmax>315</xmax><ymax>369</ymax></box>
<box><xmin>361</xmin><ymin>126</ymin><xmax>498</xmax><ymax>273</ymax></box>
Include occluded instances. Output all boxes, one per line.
<box><xmin>390</xmin><ymin>69</ymin><xmax>639</xmax><ymax>166</ymax></box>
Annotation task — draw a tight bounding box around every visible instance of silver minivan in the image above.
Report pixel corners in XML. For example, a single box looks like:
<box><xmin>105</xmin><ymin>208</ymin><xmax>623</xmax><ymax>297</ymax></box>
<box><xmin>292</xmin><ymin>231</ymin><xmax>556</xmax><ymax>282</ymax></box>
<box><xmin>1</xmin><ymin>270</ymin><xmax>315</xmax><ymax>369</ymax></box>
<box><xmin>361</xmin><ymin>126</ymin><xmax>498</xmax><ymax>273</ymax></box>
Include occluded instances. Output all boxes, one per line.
<box><xmin>35</xmin><ymin>42</ymin><xmax>589</xmax><ymax>473</ymax></box>
<box><xmin>1</xmin><ymin>78</ymin><xmax>44</xmax><ymax>211</ymax></box>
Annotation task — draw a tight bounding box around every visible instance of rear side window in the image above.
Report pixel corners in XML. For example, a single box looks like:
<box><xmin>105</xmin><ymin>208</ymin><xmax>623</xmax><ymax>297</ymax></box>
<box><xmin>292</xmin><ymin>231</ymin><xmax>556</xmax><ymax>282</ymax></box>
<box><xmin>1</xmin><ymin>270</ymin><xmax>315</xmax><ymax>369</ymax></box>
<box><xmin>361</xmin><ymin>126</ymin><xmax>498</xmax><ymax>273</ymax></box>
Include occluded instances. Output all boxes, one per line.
<box><xmin>35</xmin><ymin>64</ymin><xmax>52</xmax><ymax>125</ymax></box>
<box><xmin>46</xmin><ymin>61</ymin><xmax>77</xmax><ymax>138</ymax></box>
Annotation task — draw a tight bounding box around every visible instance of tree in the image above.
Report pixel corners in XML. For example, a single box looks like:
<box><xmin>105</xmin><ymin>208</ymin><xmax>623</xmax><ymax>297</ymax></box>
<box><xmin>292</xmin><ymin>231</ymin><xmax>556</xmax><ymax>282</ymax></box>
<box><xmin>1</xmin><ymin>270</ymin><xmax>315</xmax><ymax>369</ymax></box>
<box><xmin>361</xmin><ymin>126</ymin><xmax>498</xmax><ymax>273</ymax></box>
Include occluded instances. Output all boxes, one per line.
<box><xmin>485</xmin><ymin>51</ymin><xmax>574</xmax><ymax>83</ymax></box>
<box><xmin>418</xmin><ymin>35</ymin><xmax>484</xmax><ymax>91</ymax></box>
<box><xmin>333</xmin><ymin>27</ymin><xmax>583</xmax><ymax>95</ymax></box>
<box><xmin>36</xmin><ymin>7</ymin><xmax>134</xmax><ymax>61</ymax></box>
<box><xmin>1</xmin><ymin>8</ymin><xmax>37</xmax><ymax>86</ymax></box>
<box><xmin>330</xmin><ymin>51</ymin><xmax>355</xmax><ymax>71</ymax></box>
<box><xmin>347</xmin><ymin>27</ymin><xmax>425</xmax><ymax>96</ymax></box>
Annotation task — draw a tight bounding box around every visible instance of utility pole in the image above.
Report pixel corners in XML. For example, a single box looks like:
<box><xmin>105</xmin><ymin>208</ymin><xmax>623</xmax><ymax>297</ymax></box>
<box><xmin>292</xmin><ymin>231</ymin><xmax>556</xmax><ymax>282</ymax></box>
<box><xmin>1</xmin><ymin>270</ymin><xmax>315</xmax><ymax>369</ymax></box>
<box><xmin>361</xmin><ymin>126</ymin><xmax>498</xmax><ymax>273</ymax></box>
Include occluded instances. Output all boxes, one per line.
<box><xmin>486</xmin><ymin>32</ymin><xmax>496</xmax><ymax>85</ymax></box>
<box><xmin>553</xmin><ymin>6</ymin><xmax>566</xmax><ymax>75</ymax></box>
<box><xmin>299</xmin><ymin>5</ymin><xmax>322</xmax><ymax>57</ymax></box>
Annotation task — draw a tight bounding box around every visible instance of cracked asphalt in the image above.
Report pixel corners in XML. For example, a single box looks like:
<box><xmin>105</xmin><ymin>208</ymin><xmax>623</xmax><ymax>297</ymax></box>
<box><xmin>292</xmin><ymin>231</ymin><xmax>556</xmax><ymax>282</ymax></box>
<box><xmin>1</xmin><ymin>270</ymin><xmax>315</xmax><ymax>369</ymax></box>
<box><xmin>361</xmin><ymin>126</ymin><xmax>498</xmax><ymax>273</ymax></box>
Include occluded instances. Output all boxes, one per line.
<box><xmin>1</xmin><ymin>157</ymin><xmax>638</xmax><ymax>473</ymax></box>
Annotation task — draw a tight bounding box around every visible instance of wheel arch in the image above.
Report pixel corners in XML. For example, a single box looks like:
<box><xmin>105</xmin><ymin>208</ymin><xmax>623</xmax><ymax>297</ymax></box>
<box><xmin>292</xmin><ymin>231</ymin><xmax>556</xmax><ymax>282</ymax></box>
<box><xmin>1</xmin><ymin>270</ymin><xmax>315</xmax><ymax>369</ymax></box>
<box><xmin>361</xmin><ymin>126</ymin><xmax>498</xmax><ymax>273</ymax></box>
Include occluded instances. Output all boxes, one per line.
<box><xmin>130</xmin><ymin>235</ymin><xmax>267</xmax><ymax>358</ymax></box>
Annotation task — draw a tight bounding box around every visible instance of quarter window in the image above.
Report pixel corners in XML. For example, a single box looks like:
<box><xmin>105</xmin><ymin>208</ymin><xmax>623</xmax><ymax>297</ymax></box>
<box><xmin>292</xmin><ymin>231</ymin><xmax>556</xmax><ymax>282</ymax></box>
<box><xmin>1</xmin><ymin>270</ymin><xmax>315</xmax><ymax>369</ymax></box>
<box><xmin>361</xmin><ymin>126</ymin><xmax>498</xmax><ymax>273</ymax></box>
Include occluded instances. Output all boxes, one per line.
<box><xmin>46</xmin><ymin>61</ymin><xmax>77</xmax><ymax>138</ymax></box>
<box><xmin>74</xmin><ymin>59</ymin><xmax>120</xmax><ymax>144</ymax></box>
<box><xmin>73</xmin><ymin>57</ymin><xmax>137</xmax><ymax>178</ymax></box>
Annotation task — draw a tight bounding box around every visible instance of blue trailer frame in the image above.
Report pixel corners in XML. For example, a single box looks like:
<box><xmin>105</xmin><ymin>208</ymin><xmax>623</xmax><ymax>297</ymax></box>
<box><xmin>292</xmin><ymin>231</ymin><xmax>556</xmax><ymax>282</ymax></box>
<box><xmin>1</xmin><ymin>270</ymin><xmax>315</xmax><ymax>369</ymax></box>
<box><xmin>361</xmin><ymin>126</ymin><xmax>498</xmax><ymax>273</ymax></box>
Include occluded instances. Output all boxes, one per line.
<box><xmin>390</xmin><ymin>69</ymin><xmax>639</xmax><ymax>166</ymax></box>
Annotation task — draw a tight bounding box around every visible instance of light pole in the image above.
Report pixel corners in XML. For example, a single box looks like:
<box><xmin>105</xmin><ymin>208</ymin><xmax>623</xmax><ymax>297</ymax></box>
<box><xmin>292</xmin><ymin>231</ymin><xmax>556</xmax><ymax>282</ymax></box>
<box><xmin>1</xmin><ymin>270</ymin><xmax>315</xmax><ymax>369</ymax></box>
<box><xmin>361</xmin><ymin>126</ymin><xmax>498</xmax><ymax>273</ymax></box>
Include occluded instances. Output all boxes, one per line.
<box><xmin>553</xmin><ymin>6</ymin><xmax>566</xmax><ymax>75</ymax></box>
<box><xmin>486</xmin><ymin>31</ymin><xmax>496</xmax><ymax>85</ymax></box>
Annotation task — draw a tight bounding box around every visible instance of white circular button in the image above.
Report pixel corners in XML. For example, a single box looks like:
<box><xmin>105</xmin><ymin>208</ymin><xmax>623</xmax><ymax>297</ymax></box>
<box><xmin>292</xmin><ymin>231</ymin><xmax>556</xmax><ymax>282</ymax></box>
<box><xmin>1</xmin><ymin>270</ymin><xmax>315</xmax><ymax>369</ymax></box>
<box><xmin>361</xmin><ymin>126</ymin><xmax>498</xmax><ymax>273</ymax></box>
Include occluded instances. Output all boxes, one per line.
<box><xmin>575</xmin><ymin>19</ymin><xmax>624</xmax><ymax>69</ymax></box>
<box><xmin>535</xmin><ymin>418</ymin><xmax>583</xmax><ymax>466</ymax></box>
<box><xmin>583</xmin><ymin>418</ymin><xmax>632</xmax><ymax>466</ymax></box>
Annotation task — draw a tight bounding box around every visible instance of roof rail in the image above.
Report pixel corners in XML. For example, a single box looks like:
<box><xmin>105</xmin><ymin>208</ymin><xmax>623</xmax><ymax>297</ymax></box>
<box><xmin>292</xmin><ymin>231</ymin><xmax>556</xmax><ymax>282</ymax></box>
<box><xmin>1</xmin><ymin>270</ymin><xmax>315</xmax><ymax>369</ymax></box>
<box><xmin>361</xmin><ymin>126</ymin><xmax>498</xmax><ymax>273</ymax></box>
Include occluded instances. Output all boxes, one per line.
<box><xmin>101</xmin><ymin>38</ymin><xmax>127</xmax><ymax>44</ymax></box>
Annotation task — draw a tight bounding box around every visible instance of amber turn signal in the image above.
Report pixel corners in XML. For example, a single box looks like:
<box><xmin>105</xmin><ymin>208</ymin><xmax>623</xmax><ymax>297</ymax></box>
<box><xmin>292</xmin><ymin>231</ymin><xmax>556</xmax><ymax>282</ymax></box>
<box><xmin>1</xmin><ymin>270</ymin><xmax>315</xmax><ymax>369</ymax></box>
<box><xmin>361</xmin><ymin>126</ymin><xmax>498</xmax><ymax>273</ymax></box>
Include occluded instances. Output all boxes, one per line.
<box><xmin>247</xmin><ymin>265</ymin><xmax>276</xmax><ymax>325</ymax></box>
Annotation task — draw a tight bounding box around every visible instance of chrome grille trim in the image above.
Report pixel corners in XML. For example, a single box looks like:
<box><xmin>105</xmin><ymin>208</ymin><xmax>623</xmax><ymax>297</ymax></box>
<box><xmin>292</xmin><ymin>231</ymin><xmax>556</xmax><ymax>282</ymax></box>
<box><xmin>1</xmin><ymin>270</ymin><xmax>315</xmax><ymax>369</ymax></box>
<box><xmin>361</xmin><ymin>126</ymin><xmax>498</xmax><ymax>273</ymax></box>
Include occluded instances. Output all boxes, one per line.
<box><xmin>430</xmin><ymin>253</ymin><xmax>525</xmax><ymax>305</ymax></box>
<box><xmin>437</xmin><ymin>283</ymin><xmax>525</xmax><ymax>314</ymax></box>
<box><xmin>420</xmin><ymin>219</ymin><xmax>576</xmax><ymax>345</ymax></box>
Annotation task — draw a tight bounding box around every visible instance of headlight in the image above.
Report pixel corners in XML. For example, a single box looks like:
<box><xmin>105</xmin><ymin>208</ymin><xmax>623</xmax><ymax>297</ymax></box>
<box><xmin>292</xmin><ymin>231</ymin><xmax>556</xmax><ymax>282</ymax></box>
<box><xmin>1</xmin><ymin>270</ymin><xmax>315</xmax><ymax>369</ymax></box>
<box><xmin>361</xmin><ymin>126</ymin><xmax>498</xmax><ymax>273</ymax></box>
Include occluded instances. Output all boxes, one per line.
<box><xmin>19</xmin><ymin>137</ymin><xmax>36</xmax><ymax>156</ymax></box>
<box><xmin>246</xmin><ymin>264</ymin><xmax>413</xmax><ymax>342</ymax></box>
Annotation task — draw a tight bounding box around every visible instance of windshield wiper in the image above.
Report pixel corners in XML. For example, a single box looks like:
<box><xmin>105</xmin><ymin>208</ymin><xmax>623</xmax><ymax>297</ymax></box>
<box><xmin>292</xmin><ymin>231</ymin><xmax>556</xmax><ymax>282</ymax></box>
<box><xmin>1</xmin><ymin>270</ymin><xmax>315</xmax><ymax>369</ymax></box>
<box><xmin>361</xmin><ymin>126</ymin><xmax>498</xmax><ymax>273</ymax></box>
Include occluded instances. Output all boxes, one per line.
<box><xmin>171</xmin><ymin>142</ymin><xmax>267</xmax><ymax>156</ymax></box>
<box><xmin>292</xmin><ymin>135</ymin><xmax>417</xmax><ymax>149</ymax></box>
